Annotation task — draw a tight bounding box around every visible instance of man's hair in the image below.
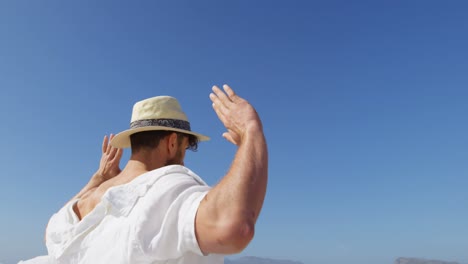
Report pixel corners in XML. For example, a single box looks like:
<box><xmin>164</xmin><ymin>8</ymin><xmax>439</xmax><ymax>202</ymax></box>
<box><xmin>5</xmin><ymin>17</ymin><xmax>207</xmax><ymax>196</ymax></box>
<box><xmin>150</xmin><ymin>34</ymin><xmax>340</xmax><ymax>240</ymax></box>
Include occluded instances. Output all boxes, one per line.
<box><xmin>130</xmin><ymin>130</ymin><xmax>199</xmax><ymax>154</ymax></box>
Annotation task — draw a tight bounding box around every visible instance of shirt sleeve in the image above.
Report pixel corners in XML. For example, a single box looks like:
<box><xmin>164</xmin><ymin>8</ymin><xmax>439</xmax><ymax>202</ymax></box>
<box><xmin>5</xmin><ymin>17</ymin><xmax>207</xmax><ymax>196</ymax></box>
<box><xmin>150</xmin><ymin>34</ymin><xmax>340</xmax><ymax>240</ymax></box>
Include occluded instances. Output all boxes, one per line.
<box><xmin>178</xmin><ymin>188</ymin><xmax>209</xmax><ymax>255</ymax></box>
<box><xmin>45</xmin><ymin>199</ymin><xmax>80</xmax><ymax>256</ymax></box>
<box><xmin>134</xmin><ymin>172</ymin><xmax>211</xmax><ymax>260</ymax></box>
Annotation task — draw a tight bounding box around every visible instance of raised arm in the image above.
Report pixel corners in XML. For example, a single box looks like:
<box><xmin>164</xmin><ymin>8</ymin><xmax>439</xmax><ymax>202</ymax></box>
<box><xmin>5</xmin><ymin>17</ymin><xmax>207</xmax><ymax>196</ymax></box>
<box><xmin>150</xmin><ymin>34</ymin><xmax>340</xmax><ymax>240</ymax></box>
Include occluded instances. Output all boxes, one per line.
<box><xmin>70</xmin><ymin>134</ymin><xmax>123</xmax><ymax>201</ymax></box>
<box><xmin>45</xmin><ymin>135</ymin><xmax>123</xmax><ymax>242</ymax></box>
<box><xmin>195</xmin><ymin>84</ymin><xmax>268</xmax><ymax>254</ymax></box>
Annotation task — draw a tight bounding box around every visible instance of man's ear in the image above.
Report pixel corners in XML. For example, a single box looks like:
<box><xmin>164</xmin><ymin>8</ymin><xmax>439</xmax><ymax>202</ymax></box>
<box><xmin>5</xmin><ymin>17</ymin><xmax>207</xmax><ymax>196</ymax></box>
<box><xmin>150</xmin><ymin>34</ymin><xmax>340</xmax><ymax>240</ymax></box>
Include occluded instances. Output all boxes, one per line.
<box><xmin>166</xmin><ymin>132</ymin><xmax>178</xmax><ymax>157</ymax></box>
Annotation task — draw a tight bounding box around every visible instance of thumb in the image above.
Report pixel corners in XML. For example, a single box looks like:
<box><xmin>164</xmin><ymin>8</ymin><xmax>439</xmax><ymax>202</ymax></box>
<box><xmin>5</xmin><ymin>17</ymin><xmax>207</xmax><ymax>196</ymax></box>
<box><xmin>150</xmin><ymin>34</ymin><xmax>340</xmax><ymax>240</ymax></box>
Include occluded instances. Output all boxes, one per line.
<box><xmin>223</xmin><ymin>132</ymin><xmax>239</xmax><ymax>146</ymax></box>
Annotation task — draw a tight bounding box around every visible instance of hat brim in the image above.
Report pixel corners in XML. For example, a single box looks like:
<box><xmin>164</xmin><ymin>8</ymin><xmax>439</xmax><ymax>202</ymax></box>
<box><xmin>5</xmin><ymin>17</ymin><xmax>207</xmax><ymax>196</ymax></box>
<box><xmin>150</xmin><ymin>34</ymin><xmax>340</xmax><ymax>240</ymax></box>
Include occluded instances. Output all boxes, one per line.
<box><xmin>110</xmin><ymin>126</ymin><xmax>210</xmax><ymax>148</ymax></box>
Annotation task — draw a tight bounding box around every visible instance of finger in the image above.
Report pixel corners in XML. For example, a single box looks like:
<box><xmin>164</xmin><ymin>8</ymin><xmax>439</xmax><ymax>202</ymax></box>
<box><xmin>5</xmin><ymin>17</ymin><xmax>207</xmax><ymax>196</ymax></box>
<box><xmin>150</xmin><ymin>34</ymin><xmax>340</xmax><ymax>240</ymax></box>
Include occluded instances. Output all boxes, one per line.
<box><xmin>211</xmin><ymin>100</ymin><xmax>230</xmax><ymax>127</ymax></box>
<box><xmin>209</xmin><ymin>92</ymin><xmax>221</xmax><ymax>105</ymax></box>
<box><xmin>102</xmin><ymin>135</ymin><xmax>108</xmax><ymax>153</ymax></box>
<box><xmin>107</xmin><ymin>145</ymin><xmax>118</xmax><ymax>159</ymax></box>
<box><xmin>223</xmin><ymin>132</ymin><xmax>238</xmax><ymax>146</ymax></box>
<box><xmin>212</xmin><ymin>85</ymin><xmax>233</xmax><ymax>106</ymax></box>
<box><xmin>115</xmin><ymin>148</ymin><xmax>123</xmax><ymax>160</ymax></box>
<box><xmin>111</xmin><ymin>148</ymin><xmax>123</xmax><ymax>163</ymax></box>
<box><xmin>106</xmin><ymin>134</ymin><xmax>114</xmax><ymax>153</ymax></box>
<box><xmin>223</xmin><ymin>84</ymin><xmax>242</xmax><ymax>103</ymax></box>
<box><xmin>209</xmin><ymin>91</ymin><xmax>227</xmax><ymax>109</ymax></box>
<box><xmin>209</xmin><ymin>88</ymin><xmax>228</xmax><ymax>110</ymax></box>
<box><xmin>227</xmin><ymin>129</ymin><xmax>241</xmax><ymax>143</ymax></box>
<box><xmin>210</xmin><ymin>92</ymin><xmax>231</xmax><ymax>120</ymax></box>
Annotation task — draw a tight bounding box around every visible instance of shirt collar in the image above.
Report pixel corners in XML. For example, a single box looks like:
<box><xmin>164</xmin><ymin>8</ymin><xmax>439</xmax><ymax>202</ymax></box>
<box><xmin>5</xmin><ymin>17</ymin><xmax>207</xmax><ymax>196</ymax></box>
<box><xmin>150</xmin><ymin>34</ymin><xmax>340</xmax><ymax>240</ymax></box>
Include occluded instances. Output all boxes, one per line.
<box><xmin>103</xmin><ymin>165</ymin><xmax>206</xmax><ymax>217</ymax></box>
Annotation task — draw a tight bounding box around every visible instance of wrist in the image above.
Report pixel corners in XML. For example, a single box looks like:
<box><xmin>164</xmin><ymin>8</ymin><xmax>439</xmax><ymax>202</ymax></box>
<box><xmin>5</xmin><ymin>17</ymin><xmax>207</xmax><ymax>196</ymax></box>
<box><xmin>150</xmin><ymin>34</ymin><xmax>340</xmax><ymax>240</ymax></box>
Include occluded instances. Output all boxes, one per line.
<box><xmin>241</xmin><ymin>123</ymin><xmax>264</xmax><ymax>143</ymax></box>
<box><xmin>90</xmin><ymin>172</ymin><xmax>106</xmax><ymax>185</ymax></box>
<box><xmin>244</xmin><ymin>122</ymin><xmax>263</xmax><ymax>136</ymax></box>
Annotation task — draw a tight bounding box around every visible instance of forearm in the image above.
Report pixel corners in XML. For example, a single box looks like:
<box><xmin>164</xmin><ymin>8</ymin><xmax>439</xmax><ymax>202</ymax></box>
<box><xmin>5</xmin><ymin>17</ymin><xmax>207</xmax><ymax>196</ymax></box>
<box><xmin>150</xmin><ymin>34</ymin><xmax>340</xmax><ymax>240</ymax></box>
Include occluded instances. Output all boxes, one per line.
<box><xmin>69</xmin><ymin>172</ymin><xmax>104</xmax><ymax>201</ymax></box>
<box><xmin>209</xmin><ymin>125</ymin><xmax>268</xmax><ymax>225</ymax></box>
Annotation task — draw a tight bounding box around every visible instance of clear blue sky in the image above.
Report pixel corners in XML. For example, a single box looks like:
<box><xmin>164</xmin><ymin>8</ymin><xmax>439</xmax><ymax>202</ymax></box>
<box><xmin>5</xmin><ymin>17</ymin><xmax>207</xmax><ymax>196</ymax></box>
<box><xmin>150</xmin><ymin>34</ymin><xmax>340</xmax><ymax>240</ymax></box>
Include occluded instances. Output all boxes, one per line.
<box><xmin>1</xmin><ymin>1</ymin><xmax>467</xmax><ymax>264</ymax></box>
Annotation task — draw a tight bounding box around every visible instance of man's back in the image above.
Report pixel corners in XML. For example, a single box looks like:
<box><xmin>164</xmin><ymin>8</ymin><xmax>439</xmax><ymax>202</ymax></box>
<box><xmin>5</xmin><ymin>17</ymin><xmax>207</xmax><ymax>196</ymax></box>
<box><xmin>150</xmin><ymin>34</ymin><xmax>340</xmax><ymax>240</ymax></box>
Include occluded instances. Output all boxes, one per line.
<box><xmin>72</xmin><ymin>167</ymin><xmax>144</xmax><ymax>220</ymax></box>
<box><xmin>45</xmin><ymin>165</ymin><xmax>223</xmax><ymax>264</ymax></box>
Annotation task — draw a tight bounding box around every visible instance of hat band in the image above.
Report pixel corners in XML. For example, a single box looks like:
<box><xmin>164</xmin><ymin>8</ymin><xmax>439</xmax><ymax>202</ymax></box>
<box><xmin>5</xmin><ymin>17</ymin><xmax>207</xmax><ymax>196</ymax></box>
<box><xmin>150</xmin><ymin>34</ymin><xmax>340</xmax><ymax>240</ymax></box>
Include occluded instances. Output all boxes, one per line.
<box><xmin>130</xmin><ymin>118</ymin><xmax>191</xmax><ymax>131</ymax></box>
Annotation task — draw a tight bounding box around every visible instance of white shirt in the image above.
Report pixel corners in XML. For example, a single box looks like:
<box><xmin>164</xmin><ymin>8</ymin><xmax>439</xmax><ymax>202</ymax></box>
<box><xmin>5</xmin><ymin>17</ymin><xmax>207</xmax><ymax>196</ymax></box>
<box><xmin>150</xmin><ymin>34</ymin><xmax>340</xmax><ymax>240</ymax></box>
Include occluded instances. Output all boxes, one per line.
<box><xmin>21</xmin><ymin>165</ymin><xmax>223</xmax><ymax>264</ymax></box>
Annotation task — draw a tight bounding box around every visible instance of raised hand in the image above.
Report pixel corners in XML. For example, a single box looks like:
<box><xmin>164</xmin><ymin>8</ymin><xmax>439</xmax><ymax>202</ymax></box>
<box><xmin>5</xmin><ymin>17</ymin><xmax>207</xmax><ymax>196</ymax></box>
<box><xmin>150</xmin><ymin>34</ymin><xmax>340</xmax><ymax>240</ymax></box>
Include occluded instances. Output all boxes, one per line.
<box><xmin>97</xmin><ymin>134</ymin><xmax>123</xmax><ymax>181</ymax></box>
<box><xmin>209</xmin><ymin>84</ymin><xmax>263</xmax><ymax>146</ymax></box>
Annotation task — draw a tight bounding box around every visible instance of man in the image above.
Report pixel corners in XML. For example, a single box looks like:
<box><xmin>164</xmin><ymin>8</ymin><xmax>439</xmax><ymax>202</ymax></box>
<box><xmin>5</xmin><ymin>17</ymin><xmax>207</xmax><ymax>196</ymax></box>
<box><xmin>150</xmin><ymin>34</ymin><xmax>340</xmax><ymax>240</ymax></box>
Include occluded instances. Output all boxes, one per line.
<box><xmin>21</xmin><ymin>84</ymin><xmax>268</xmax><ymax>263</ymax></box>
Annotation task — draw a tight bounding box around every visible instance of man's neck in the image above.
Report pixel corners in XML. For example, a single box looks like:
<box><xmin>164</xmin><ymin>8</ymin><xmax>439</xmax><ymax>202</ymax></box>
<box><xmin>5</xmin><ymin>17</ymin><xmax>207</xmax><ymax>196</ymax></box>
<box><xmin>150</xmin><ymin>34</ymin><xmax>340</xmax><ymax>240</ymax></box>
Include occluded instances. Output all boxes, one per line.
<box><xmin>121</xmin><ymin>150</ymin><xmax>167</xmax><ymax>177</ymax></box>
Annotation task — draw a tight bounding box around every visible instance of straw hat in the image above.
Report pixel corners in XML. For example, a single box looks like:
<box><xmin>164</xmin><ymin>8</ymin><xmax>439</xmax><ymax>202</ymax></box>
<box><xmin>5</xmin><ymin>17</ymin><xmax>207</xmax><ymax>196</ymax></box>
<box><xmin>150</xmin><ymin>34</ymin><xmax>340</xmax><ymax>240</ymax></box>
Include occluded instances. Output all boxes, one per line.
<box><xmin>110</xmin><ymin>96</ymin><xmax>210</xmax><ymax>148</ymax></box>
